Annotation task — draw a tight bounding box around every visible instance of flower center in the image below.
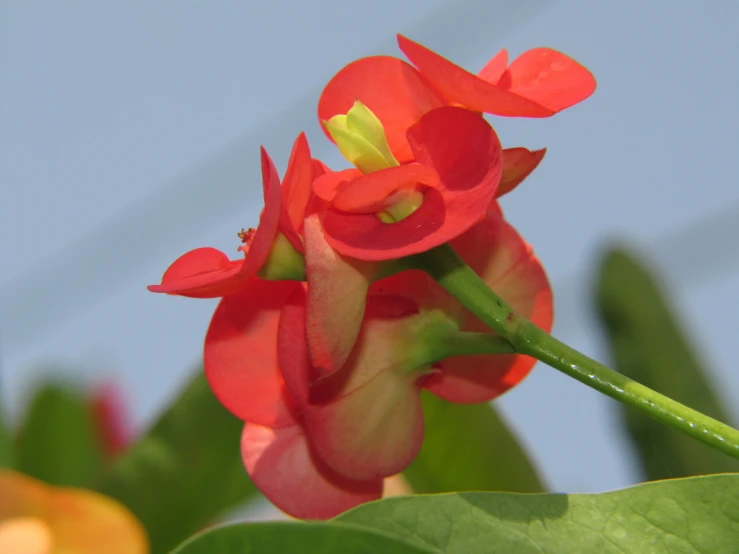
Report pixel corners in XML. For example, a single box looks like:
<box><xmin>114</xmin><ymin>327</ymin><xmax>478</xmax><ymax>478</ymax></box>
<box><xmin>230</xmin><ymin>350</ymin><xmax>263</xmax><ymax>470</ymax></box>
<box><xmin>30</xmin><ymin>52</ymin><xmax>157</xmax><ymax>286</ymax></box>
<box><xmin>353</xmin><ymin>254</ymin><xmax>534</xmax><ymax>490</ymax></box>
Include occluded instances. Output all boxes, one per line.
<box><xmin>325</xmin><ymin>101</ymin><xmax>399</xmax><ymax>174</ymax></box>
<box><xmin>377</xmin><ymin>189</ymin><xmax>425</xmax><ymax>223</ymax></box>
<box><xmin>326</xmin><ymin>101</ymin><xmax>425</xmax><ymax>223</ymax></box>
<box><xmin>237</xmin><ymin>227</ymin><xmax>256</xmax><ymax>254</ymax></box>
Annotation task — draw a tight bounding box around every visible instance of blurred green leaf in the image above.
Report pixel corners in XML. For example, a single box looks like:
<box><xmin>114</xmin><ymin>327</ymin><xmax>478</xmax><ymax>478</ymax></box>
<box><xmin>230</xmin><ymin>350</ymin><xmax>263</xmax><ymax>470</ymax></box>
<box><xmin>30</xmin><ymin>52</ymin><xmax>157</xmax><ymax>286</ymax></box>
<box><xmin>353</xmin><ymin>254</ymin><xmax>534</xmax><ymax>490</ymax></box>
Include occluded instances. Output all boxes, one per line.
<box><xmin>338</xmin><ymin>474</ymin><xmax>739</xmax><ymax>553</ymax></box>
<box><xmin>16</xmin><ymin>382</ymin><xmax>103</xmax><ymax>486</ymax></box>
<box><xmin>596</xmin><ymin>247</ymin><xmax>739</xmax><ymax>479</ymax></box>
<box><xmin>403</xmin><ymin>392</ymin><xmax>544</xmax><ymax>493</ymax></box>
<box><xmin>95</xmin><ymin>371</ymin><xmax>259</xmax><ymax>554</ymax></box>
<box><xmin>0</xmin><ymin>399</ymin><xmax>13</xmax><ymax>469</ymax></box>
<box><xmin>172</xmin><ymin>522</ymin><xmax>435</xmax><ymax>554</ymax></box>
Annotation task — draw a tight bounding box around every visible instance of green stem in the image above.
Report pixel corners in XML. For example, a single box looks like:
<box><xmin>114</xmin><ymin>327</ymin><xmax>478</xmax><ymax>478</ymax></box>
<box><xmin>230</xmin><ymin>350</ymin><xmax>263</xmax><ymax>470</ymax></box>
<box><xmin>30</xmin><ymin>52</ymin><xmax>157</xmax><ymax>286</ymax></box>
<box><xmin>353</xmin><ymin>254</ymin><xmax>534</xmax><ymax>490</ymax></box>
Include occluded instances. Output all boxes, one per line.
<box><xmin>440</xmin><ymin>332</ymin><xmax>515</xmax><ymax>358</ymax></box>
<box><xmin>413</xmin><ymin>244</ymin><xmax>739</xmax><ymax>460</ymax></box>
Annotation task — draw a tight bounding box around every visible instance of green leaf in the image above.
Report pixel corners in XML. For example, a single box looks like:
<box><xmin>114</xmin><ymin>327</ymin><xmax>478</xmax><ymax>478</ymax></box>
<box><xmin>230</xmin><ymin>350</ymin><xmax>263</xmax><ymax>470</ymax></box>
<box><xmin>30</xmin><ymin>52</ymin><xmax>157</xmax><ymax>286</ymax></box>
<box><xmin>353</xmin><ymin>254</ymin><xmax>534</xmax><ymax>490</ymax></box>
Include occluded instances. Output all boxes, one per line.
<box><xmin>16</xmin><ymin>382</ymin><xmax>103</xmax><ymax>486</ymax></box>
<box><xmin>596</xmin><ymin>247</ymin><xmax>739</xmax><ymax>479</ymax></box>
<box><xmin>403</xmin><ymin>392</ymin><xmax>545</xmax><ymax>493</ymax></box>
<box><xmin>0</xmin><ymin>398</ymin><xmax>13</xmax><ymax>469</ymax></box>
<box><xmin>338</xmin><ymin>474</ymin><xmax>739</xmax><ymax>553</ymax></box>
<box><xmin>95</xmin><ymin>370</ymin><xmax>259</xmax><ymax>554</ymax></box>
<box><xmin>172</xmin><ymin>521</ymin><xmax>435</xmax><ymax>554</ymax></box>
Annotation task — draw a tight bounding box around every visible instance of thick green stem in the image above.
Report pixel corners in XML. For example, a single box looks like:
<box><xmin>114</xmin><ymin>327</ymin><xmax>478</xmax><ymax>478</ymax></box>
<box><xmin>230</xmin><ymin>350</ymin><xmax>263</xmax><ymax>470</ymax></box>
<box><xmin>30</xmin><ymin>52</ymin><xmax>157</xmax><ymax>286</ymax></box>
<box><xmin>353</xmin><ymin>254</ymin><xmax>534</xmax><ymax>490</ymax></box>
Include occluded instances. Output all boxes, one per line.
<box><xmin>413</xmin><ymin>244</ymin><xmax>739</xmax><ymax>460</ymax></box>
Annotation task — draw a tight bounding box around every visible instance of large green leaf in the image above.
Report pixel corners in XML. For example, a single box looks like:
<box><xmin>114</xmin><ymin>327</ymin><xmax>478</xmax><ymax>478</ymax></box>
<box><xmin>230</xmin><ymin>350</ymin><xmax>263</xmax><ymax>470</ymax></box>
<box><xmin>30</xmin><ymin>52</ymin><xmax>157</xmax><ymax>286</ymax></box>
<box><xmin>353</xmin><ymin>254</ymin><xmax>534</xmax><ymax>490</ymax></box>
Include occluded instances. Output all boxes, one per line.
<box><xmin>172</xmin><ymin>521</ymin><xmax>435</xmax><ymax>554</ymax></box>
<box><xmin>403</xmin><ymin>392</ymin><xmax>544</xmax><ymax>493</ymax></box>
<box><xmin>596</xmin><ymin>248</ymin><xmax>739</xmax><ymax>479</ymax></box>
<box><xmin>338</xmin><ymin>474</ymin><xmax>739</xmax><ymax>553</ymax></box>
<box><xmin>95</xmin><ymin>371</ymin><xmax>259</xmax><ymax>554</ymax></box>
<box><xmin>16</xmin><ymin>382</ymin><xmax>103</xmax><ymax>486</ymax></box>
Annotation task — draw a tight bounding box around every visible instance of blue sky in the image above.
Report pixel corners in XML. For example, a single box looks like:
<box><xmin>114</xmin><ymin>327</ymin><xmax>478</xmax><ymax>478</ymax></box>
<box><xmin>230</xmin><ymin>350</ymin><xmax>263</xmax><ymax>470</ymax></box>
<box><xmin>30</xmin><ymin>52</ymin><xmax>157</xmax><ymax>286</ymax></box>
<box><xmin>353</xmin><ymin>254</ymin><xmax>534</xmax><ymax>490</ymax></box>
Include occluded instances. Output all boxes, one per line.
<box><xmin>2</xmin><ymin>0</ymin><xmax>738</xmax><ymax>513</ymax></box>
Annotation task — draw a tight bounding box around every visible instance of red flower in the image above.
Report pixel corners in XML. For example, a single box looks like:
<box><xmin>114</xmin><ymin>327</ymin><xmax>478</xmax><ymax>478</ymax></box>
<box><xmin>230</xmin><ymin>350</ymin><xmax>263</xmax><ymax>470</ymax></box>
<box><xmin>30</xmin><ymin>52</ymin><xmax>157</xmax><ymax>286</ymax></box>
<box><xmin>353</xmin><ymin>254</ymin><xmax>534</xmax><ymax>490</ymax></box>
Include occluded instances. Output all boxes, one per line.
<box><xmin>318</xmin><ymin>34</ymin><xmax>595</xmax><ymax>194</ymax></box>
<box><xmin>314</xmin><ymin>105</ymin><xmax>504</xmax><ymax>261</ymax></box>
<box><xmin>204</xmin><ymin>207</ymin><xmax>552</xmax><ymax>518</ymax></box>
<box><xmin>147</xmin><ymin>133</ymin><xmax>313</xmax><ymax>299</ymax></box>
<box><xmin>203</xmin><ymin>279</ymin><xmax>384</xmax><ymax>519</ymax></box>
<box><xmin>89</xmin><ymin>384</ymin><xmax>131</xmax><ymax>459</ymax></box>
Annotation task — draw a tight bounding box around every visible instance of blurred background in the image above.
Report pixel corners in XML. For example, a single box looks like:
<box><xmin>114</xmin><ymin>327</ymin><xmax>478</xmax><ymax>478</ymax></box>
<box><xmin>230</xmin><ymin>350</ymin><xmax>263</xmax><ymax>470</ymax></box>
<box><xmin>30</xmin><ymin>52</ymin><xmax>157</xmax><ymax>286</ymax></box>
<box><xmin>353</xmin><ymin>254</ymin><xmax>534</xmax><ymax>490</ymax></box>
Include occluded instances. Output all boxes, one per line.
<box><xmin>1</xmin><ymin>0</ymin><xmax>738</xmax><ymax>523</ymax></box>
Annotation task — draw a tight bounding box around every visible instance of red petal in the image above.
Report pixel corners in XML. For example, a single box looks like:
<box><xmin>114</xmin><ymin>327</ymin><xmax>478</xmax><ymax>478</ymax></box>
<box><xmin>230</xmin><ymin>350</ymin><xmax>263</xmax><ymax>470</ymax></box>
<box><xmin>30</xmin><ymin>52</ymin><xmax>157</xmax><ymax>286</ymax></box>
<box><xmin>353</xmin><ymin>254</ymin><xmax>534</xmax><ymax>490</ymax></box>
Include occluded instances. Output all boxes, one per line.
<box><xmin>323</xmin><ymin>107</ymin><xmax>502</xmax><ymax>260</ymax></box>
<box><xmin>237</xmin><ymin>147</ymin><xmax>284</xmax><ymax>278</ymax></box>
<box><xmin>424</xmin><ymin>213</ymin><xmax>553</xmax><ymax>403</ymax></box>
<box><xmin>278</xmin><ymin>279</ymin><xmax>426</xmax><ymax>481</ymax></box>
<box><xmin>277</xmin><ymin>284</ymin><xmax>315</xmax><ymax>410</ymax></box>
<box><xmin>242</xmin><ymin>422</ymin><xmax>382</xmax><ymax>520</ymax></box>
<box><xmin>497</xmin><ymin>147</ymin><xmax>546</xmax><ymax>198</ymax></box>
<box><xmin>318</xmin><ymin>56</ymin><xmax>445</xmax><ymax>162</ymax></box>
<box><xmin>304</xmin><ymin>215</ymin><xmax>379</xmax><ymax>375</ymax></box>
<box><xmin>89</xmin><ymin>384</ymin><xmax>131</xmax><ymax>458</ymax></box>
<box><xmin>279</xmin><ymin>133</ymin><xmax>314</xmax><ymax>252</ymax></box>
<box><xmin>477</xmin><ymin>48</ymin><xmax>509</xmax><ymax>84</ymax></box>
<box><xmin>332</xmin><ymin>163</ymin><xmax>439</xmax><ymax>213</ymax></box>
<box><xmin>303</xmin><ymin>314</ymin><xmax>426</xmax><ymax>481</ymax></box>
<box><xmin>397</xmin><ymin>34</ymin><xmax>553</xmax><ymax>117</ymax></box>
<box><xmin>501</xmin><ymin>48</ymin><xmax>596</xmax><ymax>112</ymax></box>
<box><xmin>204</xmin><ymin>280</ymin><xmax>300</xmax><ymax>426</ymax></box>
<box><xmin>313</xmin><ymin>168</ymin><xmax>362</xmax><ymax>203</ymax></box>
<box><xmin>146</xmin><ymin>247</ymin><xmax>246</xmax><ymax>298</ymax></box>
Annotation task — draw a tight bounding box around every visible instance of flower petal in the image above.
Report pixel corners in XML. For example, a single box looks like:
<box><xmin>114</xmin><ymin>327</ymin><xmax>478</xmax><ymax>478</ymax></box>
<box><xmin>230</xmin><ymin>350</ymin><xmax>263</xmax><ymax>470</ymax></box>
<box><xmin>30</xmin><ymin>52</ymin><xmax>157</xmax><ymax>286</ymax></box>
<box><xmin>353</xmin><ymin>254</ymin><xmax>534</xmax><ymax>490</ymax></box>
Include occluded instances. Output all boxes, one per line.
<box><xmin>147</xmin><ymin>247</ymin><xmax>246</xmax><ymax>298</ymax></box>
<box><xmin>425</xmin><ymin>212</ymin><xmax>553</xmax><ymax>403</ymax></box>
<box><xmin>0</xmin><ymin>470</ymin><xmax>148</xmax><ymax>554</ymax></box>
<box><xmin>242</xmin><ymin>422</ymin><xmax>382</xmax><ymax>520</ymax></box>
<box><xmin>331</xmin><ymin>163</ymin><xmax>440</xmax><ymax>213</ymax></box>
<box><xmin>501</xmin><ymin>48</ymin><xmax>597</xmax><ymax>112</ymax></box>
<box><xmin>303</xmin><ymin>314</ymin><xmax>427</xmax><ymax>481</ymax></box>
<box><xmin>237</xmin><ymin>147</ymin><xmax>284</xmax><ymax>278</ymax></box>
<box><xmin>313</xmin><ymin>168</ymin><xmax>362</xmax><ymax>204</ymax></box>
<box><xmin>318</xmin><ymin>56</ymin><xmax>445</xmax><ymax>162</ymax></box>
<box><xmin>204</xmin><ymin>279</ymin><xmax>300</xmax><ymax>426</ymax></box>
<box><xmin>323</xmin><ymin>106</ymin><xmax>502</xmax><ymax>260</ymax></box>
<box><xmin>477</xmin><ymin>48</ymin><xmax>509</xmax><ymax>84</ymax></box>
<box><xmin>279</xmin><ymin>281</ymin><xmax>427</xmax><ymax>481</ymax></box>
<box><xmin>397</xmin><ymin>34</ymin><xmax>553</xmax><ymax>117</ymax></box>
<box><xmin>497</xmin><ymin>147</ymin><xmax>546</xmax><ymax>198</ymax></box>
<box><xmin>279</xmin><ymin>133</ymin><xmax>314</xmax><ymax>252</ymax></box>
<box><xmin>304</xmin><ymin>214</ymin><xmax>379</xmax><ymax>375</ymax></box>
<box><xmin>277</xmin><ymin>284</ymin><xmax>315</xmax><ymax>410</ymax></box>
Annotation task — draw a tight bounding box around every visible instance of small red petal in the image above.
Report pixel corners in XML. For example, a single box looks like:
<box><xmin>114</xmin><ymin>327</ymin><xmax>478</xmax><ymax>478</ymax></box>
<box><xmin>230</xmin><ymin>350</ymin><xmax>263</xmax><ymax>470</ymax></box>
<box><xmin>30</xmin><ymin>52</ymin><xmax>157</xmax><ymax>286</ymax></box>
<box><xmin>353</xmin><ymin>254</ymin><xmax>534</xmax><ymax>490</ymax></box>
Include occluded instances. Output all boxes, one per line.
<box><xmin>236</xmin><ymin>148</ymin><xmax>284</xmax><ymax>279</ymax></box>
<box><xmin>331</xmin><ymin>163</ymin><xmax>439</xmax><ymax>213</ymax></box>
<box><xmin>313</xmin><ymin>168</ymin><xmax>363</xmax><ymax>204</ymax></box>
<box><xmin>323</xmin><ymin>107</ymin><xmax>502</xmax><ymax>261</ymax></box>
<box><xmin>501</xmin><ymin>48</ymin><xmax>597</xmax><ymax>112</ymax></box>
<box><xmin>147</xmin><ymin>247</ymin><xmax>246</xmax><ymax>298</ymax></box>
<box><xmin>477</xmin><ymin>48</ymin><xmax>509</xmax><ymax>84</ymax></box>
<box><xmin>242</xmin><ymin>422</ymin><xmax>382</xmax><ymax>520</ymax></box>
<box><xmin>204</xmin><ymin>279</ymin><xmax>301</xmax><ymax>426</ymax></box>
<box><xmin>318</xmin><ymin>56</ymin><xmax>446</xmax><ymax>162</ymax></box>
<box><xmin>424</xmin><ymin>213</ymin><xmax>553</xmax><ymax>403</ymax></box>
<box><xmin>497</xmin><ymin>147</ymin><xmax>546</xmax><ymax>198</ymax></box>
<box><xmin>397</xmin><ymin>34</ymin><xmax>553</xmax><ymax>118</ymax></box>
<box><xmin>279</xmin><ymin>133</ymin><xmax>314</xmax><ymax>253</ymax></box>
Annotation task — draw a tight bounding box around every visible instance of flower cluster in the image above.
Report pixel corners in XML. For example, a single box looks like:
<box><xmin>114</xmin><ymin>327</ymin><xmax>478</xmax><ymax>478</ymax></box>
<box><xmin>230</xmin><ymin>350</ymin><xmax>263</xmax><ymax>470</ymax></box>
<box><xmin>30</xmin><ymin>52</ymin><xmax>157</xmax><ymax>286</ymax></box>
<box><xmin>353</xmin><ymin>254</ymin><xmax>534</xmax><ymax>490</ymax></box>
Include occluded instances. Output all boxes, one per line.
<box><xmin>149</xmin><ymin>35</ymin><xmax>594</xmax><ymax>518</ymax></box>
